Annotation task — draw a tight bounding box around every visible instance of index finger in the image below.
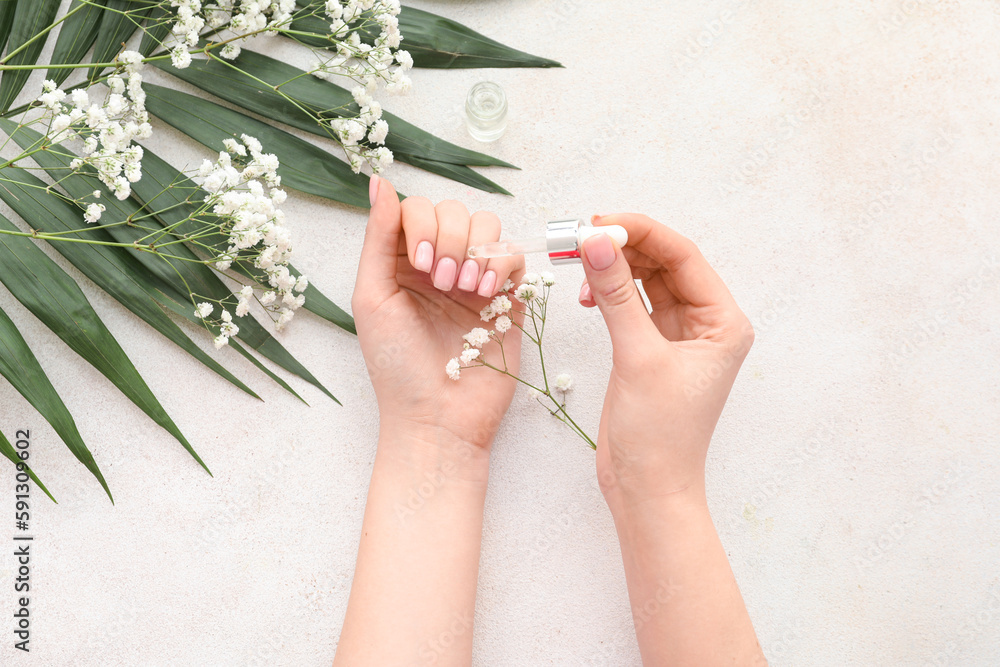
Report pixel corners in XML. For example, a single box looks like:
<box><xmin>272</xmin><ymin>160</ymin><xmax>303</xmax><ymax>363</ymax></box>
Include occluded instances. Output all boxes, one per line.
<box><xmin>593</xmin><ymin>213</ymin><xmax>734</xmax><ymax>307</ymax></box>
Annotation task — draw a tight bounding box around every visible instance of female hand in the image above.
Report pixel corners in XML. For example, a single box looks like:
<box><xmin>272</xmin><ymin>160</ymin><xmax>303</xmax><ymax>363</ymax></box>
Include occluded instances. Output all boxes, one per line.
<box><xmin>351</xmin><ymin>176</ymin><xmax>525</xmax><ymax>456</ymax></box>
<box><xmin>578</xmin><ymin>214</ymin><xmax>763</xmax><ymax>666</ymax></box>
<box><xmin>578</xmin><ymin>213</ymin><xmax>755</xmax><ymax>510</ymax></box>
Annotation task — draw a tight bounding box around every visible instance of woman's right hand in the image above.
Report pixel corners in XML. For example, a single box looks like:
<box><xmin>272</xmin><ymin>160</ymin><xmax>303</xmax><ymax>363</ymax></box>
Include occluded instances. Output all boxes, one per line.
<box><xmin>578</xmin><ymin>214</ymin><xmax>755</xmax><ymax>512</ymax></box>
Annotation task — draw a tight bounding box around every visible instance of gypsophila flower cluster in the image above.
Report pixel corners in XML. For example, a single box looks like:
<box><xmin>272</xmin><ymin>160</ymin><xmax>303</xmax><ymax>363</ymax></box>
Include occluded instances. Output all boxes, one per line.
<box><xmin>192</xmin><ymin>134</ymin><xmax>308</xmax><ymax>339</ymax></box>
<box><xmin>310</xmin><ymin>0</ymin><xmax>411</xmax><ymax>92</ymax></box>
<box><xmin>39</xmin><ymin>52</ymin><xmax>151</xmax><ymax>210</ymax></box>
<box><xmin>445</xmin><ymin>271</ymin><xmax>593</xmax><ymax>447</ymax></box>
<box><xmin>169</xmin><ymin>0</ymin><xmax>298</xmax><ymax>68</ymax></box>
<box><xmin>329</xmin><ymin>85</ymin><xmax>393</xmax><ymax>173</ymax></box>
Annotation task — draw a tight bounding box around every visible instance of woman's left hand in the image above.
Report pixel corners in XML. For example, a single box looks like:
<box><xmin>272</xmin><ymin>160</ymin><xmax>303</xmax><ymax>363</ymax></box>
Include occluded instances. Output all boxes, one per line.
<box><xmin>352</xmin><ymin>176</ymin><xmax>525</xmax><ymax>456</ymax></box>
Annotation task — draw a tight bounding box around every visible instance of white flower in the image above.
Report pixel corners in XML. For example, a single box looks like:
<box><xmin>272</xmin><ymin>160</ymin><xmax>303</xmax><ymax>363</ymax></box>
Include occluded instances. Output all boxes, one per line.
<box><xmin>527</xmin><ymin>387</ymin><xmax>542</xmax><ymax>399</ymax></box>
<box><xmin>480</xmin><ymin>304</ymin><xmax>496</xmax><ymax>322</ymax></box>
<box><xmin>84</xmin><ymin>203</ymin><xmax>105</xmax><ymax>223</ymax></box>
<box><xmin>294</xmin><ymin>275</ymin><xmax>308</xmax><ymax>292</ymax></box>
<box><xmin>219</xmin><ymin>43</ymin><xmax>241</xmax><ymax>60</ymax></box>
<box><xmin>514</xmin><ymin>284</ymin><xmax>538</xmax><ymax>303</ymax></box>
<box><xmin>213</xmin><ymin>335</ymin><xmax>229</xmax><ymax>349</ymax></box>
<box><xmin>495</xmin><ymin>315</ymin><xmax>511</xmax><ymax>333</ymax></box>
<box><xmin>460</xmin><ymin>348</ymin><xmax>481</xmax><ymax>365</ymax></box>
<box><xmin>462</xmin><ymin>327</ymin><xmax>490</xmax><ymax>348</ymax></box>
<box><xmin>368</xmin><ymin>119</ymin><xmax>389</xmax><ymax>144</ymax></box>
<box><xmin>239</xmin><ymin>285</ymin><xmax>254</xmax><ymax>300</ymax></box>
<box><xmin>501</xmin><ymin>278</ymin><xmax>515</xmax><ymax>291</ymax></box>
<box><xmin>195</xmin><ymin>302</ymin><xmax>213</xmax><ymax>319</ymax></box>
<box><xmin>445</xmin><ymin>358</ymin><xmax>461</xmax><ymax>380</ymax></box>
<box><xmin>554</xmin><ymin>373</ymin><xmax>573</xmax><ymax>392</ymax></box>
<box><xmin>171</xmin><ymin>46</ymin><xmax>192</xmax><ymax>69</ymax></box>
<box><xmin>260</xmin><ymin>291</ymin><xmax>276</xmax><ymax>305</ymax></box>
<box><xmin>521</xmin><ymin>272</ymin><xmax>540</xmax><ymax>286</ymax></box>
<box><xmin>491</xmin><ymin>294</ymin><xmax>511</xmax><ymax>314</ymax></box>
<box><xmin>541</xmin><ymin>271</ymin><xmax>556</xmax><ymax>286</ymax></box>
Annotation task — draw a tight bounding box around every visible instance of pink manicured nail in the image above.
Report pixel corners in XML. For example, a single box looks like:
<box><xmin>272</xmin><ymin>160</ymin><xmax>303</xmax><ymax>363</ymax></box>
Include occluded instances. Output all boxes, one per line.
<box><xmin>414</xmin><ymin>241</ymin><xmax>433</xmax><ymax>272</ymax></box>
<box><xmin>369</xmin><ymin>174</ymin><xmax>380</xmax><ymax>206</ymax></box>
<box><xmin>579</xmin><ymin>282</ymin><xmax>592</xmax><ymax>303</ymax></box>
<box><xmin>457</xmin><ymin>259</ymin><xmax>479</xmax><ymax>291</ymax></box>
<box><xmin>433</xmin><ymin>257</ymin><xmax>458</xmax><ymax>291</ymax></box>
<box><xmin>583</xmin><ymin>233</ymin><xmax>615</xmax><ymax>271</ymax></box>
<box><xmin>477</xmin><ymin>270</ymin><xmax>497</xmax><ymax>297</ymax></box>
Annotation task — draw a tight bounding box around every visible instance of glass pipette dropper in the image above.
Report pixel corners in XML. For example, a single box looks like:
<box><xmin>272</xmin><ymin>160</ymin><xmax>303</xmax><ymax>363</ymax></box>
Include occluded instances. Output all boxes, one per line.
<box><xmin>467</xmin><ymin>218</ymin><xmax>628</xmax><ymax>265</ymax></box>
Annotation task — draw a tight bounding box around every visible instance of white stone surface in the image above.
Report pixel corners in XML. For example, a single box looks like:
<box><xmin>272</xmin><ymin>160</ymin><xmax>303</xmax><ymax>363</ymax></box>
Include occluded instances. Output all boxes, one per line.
<box><xmin>0</xmin><ymin>0</ymin><xmax>998</xmax><ymax>665</ymax></box>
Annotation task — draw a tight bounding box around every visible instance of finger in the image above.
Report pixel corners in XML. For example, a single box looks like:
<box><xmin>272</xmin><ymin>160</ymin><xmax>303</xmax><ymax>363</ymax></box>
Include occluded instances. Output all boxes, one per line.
<box><xmin>458</xmin><ymin>211</ymin><xmax>499</xmax><ymax>292</ymax></box>
<box><xmin>432</xmin><ymin>200</ymin><xmax>471</xmax><ymax>291</ymax></box>
<box><xmin>353</xmin><ymin>175</ymin><xmax>401</xmax><ymax>312</ymax></box>
<box><xmin>578</xmin><ymin>280</ymin><xmax>596</xmax><ymax>308</ymax></box>
<box><xmin>478</xmin><ymin>253</ymin><xmax>523</xmax><ymax>297</ymax></box>
<box><xmin>594</xmin><ymin>214</ymin><xmax>735</xmax><ymax>307</ymax></box>
<box><xmin>581</xmin><ymin>232</ymin><xmax>660</xmax><ymax>351</ymax></box>
<box><xmin>400</xmin><ymin>196</ymin><xmax>438</xmax><ymax>273</ymax></box>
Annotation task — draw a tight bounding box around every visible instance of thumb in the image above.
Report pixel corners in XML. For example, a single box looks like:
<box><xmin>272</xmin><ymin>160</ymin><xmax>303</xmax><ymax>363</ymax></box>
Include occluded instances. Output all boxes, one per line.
<box><xmin>581</xmin><ymin>232</ymin><xmax>659</xmax><ymax>351</ymax></box>
<box><xmin>355</xmin><ymin>175</ymin><xmax>402</xmax><ymax>309</ymax></box>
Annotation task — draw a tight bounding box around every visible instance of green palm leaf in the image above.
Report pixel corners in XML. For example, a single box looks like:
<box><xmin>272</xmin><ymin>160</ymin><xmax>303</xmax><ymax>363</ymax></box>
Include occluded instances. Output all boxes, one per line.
<box><xmin>0</xmin><ymin>165</ymin><xmax>209</xmax><ymax>474</ymax></box>
<box><xmin>0</xmin><ymin>427</ymin><xmax>54</xmax><ymax>503</ymax></box>
<box><xmin>90</xmin><ymin>0</ymin><xmax>152</xmax><ymax>79</ymax></box>
<box><xmin>0</xmin><ymin>0</ymin><xmax>60</xmax><ymax>112</ymax></box>
<box><xmin>292</xmin><ymin>3</ymin><xmax>562</xmax><ymax>69</ymax></box>
<box><xmin>155</xmin><ymin>51</ymin><xmax>514</xmax><ymax>168</ymax></box>
<box><xmin>131</xmin><ymin>147</ymin><xmax>355</xmax><ymax>334</ymax></box>
<box><xmin>0</xmin><ymin>229</ymin><xmax>113</xmax><ymax>501</ymax></box>
<box><xmin>0</xmin><ymin>0</ymin><xmax>21</xmax><ymax>56</ymax></box>
<box><xmin>46</xmin><ymin>0</ymin><xmax>107</xmax><ymax>86</ymax></box>
<box><xmin>144</xmin><ymin>82</ymin><xmax>371</xmax><ymax>208</ymax></box>
<box><xmin>5</xmin><ymin>126</ymin><xmax>339</xmax><ymax>403</ymax></box>
<box><xmin>152</xmin><ymin>52</ymin><xmax>514</xmax><ymax>194</ymax></box>
<box><xmin>137</xmin><ymin>4</ymin><xmax>171</xmax><ymax>56</ymax></box>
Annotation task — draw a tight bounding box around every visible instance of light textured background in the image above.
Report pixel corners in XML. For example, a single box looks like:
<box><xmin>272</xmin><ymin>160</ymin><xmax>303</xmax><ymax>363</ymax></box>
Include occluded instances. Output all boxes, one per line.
<box><xmin>0</xmin><ymin>0</ymin><xmax>998</xmax><ymax>664</ymax></box>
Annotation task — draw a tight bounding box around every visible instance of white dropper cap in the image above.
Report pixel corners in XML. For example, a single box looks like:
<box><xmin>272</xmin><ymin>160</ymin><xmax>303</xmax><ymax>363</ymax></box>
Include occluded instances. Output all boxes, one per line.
<box><xmin>579</xmin><ymin>224</ymin><xmax>628</xmax><ymax>248</ymax></box>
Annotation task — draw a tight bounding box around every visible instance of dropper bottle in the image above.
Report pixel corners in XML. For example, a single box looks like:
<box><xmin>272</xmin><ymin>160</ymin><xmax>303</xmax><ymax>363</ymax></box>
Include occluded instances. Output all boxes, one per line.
<box><xmin>467</xmin><ymin>218</ymin><xmax>628</xmax><ymax>265</ymax></box>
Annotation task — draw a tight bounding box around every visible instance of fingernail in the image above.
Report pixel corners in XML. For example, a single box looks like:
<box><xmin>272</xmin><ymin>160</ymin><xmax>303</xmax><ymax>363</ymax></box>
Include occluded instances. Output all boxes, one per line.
<box><xmin>414</xmin><ymin>241</ymin><xmax>433</xmax><ymax>273</ymax></box>
<box><xmin>457</xmin><ymin>259</ymin><xmax>479</xmax><ymax>291</ymax></box>
<box><xmin>591</xmin><ymin>214</ymin><xmax>606</xmax><ymax>224</ymax></box>
<box><xmin>583</xmin><ymin>233</ymin><xmax>615</xmax><ymax>271</ymax></box>
<box><xmin>579</xmin><ymin>282</ymin><xmax>592</xmax><ymax>303</ymax></box>
<box><xmin>433</xmin><ymin>257</ymin><xmax>458</xmax><ymax>291</ymax></box>
<box><xmin>477</xmin><ymin>270</ymin><xmax>497</xmax><ymax>297</ymax></box>
<box><xmin>369</xmin><ymin>174</ymin><xmax>380</xmax><ymax>206</ymax></box>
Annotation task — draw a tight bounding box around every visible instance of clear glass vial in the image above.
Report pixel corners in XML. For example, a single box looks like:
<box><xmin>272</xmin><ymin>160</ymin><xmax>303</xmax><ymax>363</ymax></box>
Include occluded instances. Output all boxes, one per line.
<box><xmin>465</xmin><ymin>81</ymin><xmax>508</xmax><ymax>142</ymax></box>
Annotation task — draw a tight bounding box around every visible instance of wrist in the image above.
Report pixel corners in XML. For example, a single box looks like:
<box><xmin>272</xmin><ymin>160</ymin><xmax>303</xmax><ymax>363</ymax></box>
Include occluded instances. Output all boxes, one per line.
<box><xmin>604</xmin><ymin>480</ymin><xmax>710</xmax><ymax>529</ymax></box>
<box><xmin>378</xmin><ymin>418</ymin><xmax>492</xmax><ymax>485</ymax></box>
